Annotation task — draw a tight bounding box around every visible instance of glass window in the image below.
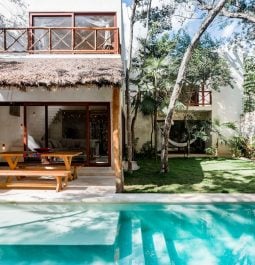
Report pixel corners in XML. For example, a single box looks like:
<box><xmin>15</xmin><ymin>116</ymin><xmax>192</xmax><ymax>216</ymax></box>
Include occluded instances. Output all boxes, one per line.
<box><xmin>74</xmin><ymin>15</ymin><xmax>115</xmax><ymax>50</ymax></box>
<box><xmin>75</xmin><ymin>15</ymin><xmax>114</xmax><ymax>27</ymax></box>
<box><xmin>32</xmin><ymin>16</ymin><xmax>72</xmax><ymax>50</ymax></box>
<box><xmin>31</xmin><ymin>13</ymin><xmax>116</xmax><ymax>51</ymax></box>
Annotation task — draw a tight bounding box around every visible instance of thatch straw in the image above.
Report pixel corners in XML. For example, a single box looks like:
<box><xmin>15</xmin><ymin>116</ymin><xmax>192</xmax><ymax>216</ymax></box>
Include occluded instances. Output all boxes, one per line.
<box><xmin>0</xmin><ymin>58</ymin><xmax>123</xmax><ymax>89</ymax></box>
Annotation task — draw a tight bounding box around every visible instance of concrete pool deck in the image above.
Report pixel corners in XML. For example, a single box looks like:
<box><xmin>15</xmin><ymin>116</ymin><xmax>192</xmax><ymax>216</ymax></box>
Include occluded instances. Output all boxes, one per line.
<box><xmin>0</xmin><ymin>173</ymin><xmax>255</xmax><ymax>203</ymax></box>
<box><xmin>0</xmin><ymin>167</ymin><xmax>255</xmax><ymax>204</ymax></box>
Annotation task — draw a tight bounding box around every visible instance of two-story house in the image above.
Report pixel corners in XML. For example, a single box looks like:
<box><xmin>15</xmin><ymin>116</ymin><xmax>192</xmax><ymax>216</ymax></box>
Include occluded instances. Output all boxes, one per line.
<box><xmin>0</xmin><ymin>0</ymin><xmax>124</xmax><ymax>191</ymax></box>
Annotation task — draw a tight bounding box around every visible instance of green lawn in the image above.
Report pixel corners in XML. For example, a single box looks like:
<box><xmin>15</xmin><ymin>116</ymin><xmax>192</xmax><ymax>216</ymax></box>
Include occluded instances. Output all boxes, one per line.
<box><xmin>124</xmin><ymin>157</ymin><xmax>255</xmax><ymax>193</ymax></box>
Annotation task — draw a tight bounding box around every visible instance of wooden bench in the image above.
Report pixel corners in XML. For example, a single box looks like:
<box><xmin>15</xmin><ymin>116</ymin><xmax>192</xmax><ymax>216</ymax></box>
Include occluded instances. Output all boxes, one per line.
<box><xmin>18</xmin><ymin>162</ymin><xmax>80</xmax><ymax>180</ymax></box>
<box><xmin>0</xmin><ymin>169</ymin><xmax>70</xmax><ymax>192</ymax></box>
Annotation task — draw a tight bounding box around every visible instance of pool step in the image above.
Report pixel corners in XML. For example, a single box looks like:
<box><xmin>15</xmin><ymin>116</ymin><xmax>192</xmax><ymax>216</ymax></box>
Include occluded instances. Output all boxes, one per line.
<box><xmin>117</xmin><ymin>218</ymin><xmax>145</xmax><ymax>265</ymax></box>
<box><xmin>152</xmin><ymin>232</ymin><xmax>172</xmax><ymax>265</ymax></box>
<box><xmin>143</xmin><ymin>230</ymin><xmax>173</xmax><ymax>265</ymax></box>
<box><xmin>131</xmin><ymin>219</ymin><xmax>145</xmax><ymax>265</ymax></box>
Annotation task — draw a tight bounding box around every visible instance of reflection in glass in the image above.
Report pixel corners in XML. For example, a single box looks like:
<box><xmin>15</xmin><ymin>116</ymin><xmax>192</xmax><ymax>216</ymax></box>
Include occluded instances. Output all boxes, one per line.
<box><xmin>27</xmin><ymin>106</ymin><xmax>45</xmax><ymax>151</ymax></box>
<box><xmin>89</xmin><ymin>105</ymin><xmax>109</xmax><ymax>164</ymax></box>
<box><xmin>33</xmin><ymin>16</ymin><xmax>72</xmax><ymax>50</ymax></box>
<box><xmin>75</xmin><ymin>15</ymin><xmax>114</xmax><ymax>50</ymax></box>
<box><xmin>48</xmin><ymin>106</ymin><xmax>87</xmax><ymax>162</ymax></box>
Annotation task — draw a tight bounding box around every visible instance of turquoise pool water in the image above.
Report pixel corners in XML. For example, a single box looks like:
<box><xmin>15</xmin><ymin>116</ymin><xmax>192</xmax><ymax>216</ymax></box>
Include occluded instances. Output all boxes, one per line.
<box><xmin>0</xmin><ymin>203</ymin><xmax>254</xmax><ymax>265</ymax></box>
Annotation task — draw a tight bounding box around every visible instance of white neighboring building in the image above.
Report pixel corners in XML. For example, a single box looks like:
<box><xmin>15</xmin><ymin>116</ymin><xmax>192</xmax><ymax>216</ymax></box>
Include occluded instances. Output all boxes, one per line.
<box><xmin>133</xmin><ymin>46</ymin><xmax>245</xmax><ymax>155</ymax></box>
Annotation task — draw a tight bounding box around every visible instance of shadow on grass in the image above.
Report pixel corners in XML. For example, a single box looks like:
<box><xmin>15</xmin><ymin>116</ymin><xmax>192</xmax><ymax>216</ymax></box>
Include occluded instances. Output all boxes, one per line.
<box><xmin>124</xmin><ymin>157</ymin><xmax>255</xmax><ymax>193</ymax></box>
<box><xmin>124</xmin><ymin>158</ymin><xmax>204</xmax><ymax>190</ymax></box>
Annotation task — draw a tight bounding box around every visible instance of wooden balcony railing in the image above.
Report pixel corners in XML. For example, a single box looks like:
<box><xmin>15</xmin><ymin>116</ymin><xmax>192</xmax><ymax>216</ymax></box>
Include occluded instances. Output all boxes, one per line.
<box><xmin>190</xmin><ymin>90</ymin><xmax>212</xmax><ymax>106</ymax></box>
<box><xmin>0</xmin><ymin>27</ymin><xmax>120</xmax><ymax>54</ymax></box>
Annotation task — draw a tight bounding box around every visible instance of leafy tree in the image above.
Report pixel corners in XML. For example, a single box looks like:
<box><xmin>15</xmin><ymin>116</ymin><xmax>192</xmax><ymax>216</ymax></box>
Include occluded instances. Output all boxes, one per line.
<box><xmin>131</xmin><ymin>32</ymin><xmax>176</xmax><ymax>155</ymax></box>
<box><xmin>129</xmin><ymin>5</ymin><xmax>176</xmax><ymax>161</ymax></box>
<box><xmin>160</xmin><ymin>0</ymin><xmax>228</xmax><ymax>173</ymax></box>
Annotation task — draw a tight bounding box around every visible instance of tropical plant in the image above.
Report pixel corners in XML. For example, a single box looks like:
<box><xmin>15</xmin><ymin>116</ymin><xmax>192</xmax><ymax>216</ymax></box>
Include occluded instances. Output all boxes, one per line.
<box><xmin>228</xmin><ymin>135</ymin><xmax>255</xmax><ymax>158</ymax></box>
<box><xmin>211</xmin><ymin>118</ymin><xmax>237</xmax><ymax>156</ymax></box>
<box><xmin>126</xmin><ymin>0</ymin><xmax>176</xmax><ymax>171</ymax></box>
<box><xmin>130</xmin><ymin>33</ymin><xmax>176</xmax><ymax>159</ymax></box>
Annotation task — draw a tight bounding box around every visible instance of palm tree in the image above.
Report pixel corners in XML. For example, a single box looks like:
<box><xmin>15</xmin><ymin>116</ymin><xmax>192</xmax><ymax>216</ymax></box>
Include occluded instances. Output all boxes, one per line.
<box><xmin>140</xmin><ymin>56</ymin><xmax>170</xmax><ymax>157</ymax></box>
<box><xmin>211</xmin><ymin>118</ymin><xmax>237</xmax><ymax>156</ymax></box>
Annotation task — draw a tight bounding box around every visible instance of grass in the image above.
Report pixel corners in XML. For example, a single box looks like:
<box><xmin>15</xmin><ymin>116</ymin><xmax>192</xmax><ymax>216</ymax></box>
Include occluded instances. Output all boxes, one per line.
<box><xmin>124</xmin><ymin>157</ymin><xmax>255</xmax><ymax>193</ymax></box>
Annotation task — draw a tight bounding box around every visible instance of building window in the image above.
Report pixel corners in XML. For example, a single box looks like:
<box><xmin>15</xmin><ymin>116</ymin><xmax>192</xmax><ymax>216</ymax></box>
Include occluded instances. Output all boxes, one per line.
<box><xmin>30</xmin><ymin>13</ymin><xmax>116</xmax><ymax>51</ymax></box>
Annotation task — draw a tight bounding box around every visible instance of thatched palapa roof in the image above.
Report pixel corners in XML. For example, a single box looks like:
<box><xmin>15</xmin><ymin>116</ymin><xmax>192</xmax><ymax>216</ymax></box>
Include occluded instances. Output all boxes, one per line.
<box><xmin>0</xmin><ymin>58</ymin><xmax>123</xmax><ymax>89</ymax></box>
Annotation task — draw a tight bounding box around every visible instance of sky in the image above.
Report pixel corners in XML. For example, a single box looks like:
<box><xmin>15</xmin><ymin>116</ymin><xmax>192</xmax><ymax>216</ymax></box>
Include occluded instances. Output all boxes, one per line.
<box><xmin>122</xmin><ymin>0</ymin><xmax>238</xmax><ymax>42</ymax></box>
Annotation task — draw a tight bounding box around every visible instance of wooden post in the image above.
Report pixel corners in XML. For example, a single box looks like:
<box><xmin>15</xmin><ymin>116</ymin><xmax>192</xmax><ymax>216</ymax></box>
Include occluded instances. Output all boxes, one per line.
<box><xmin>112</xmin><ymin>86</ymin><xmax>123</xmax><ymax>192</ymax></box>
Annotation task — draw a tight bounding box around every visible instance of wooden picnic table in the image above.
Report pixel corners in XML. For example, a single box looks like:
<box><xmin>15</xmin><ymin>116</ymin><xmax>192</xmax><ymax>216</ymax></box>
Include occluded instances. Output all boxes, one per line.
<box><xmin>0</xmin><ymin>150</ymin><xmax>82</xmax><ymax>180</ymax></box>
<box><xmin>40</xmin><ymin>151</ymin><xmax>82</xmax><ymax>180</ymax></box>
<box><xmin>0</xmin><ymin>151</ymin><xmax>72</xmax><ymax>191</ymax></box>
<box><xmin>0</xmin><ymin>151</ymin><xmax>30</xmax><ymax>170</ymax></box>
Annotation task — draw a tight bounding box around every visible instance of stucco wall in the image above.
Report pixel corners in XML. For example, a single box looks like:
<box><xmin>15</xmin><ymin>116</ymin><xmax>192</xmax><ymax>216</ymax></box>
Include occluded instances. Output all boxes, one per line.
<box><xmin>0</xmin><ymin>86</ymin><xmax>112</xmax><ymax>102</ymax></box>
<box><xmin>212</xmin><ymin>48</ymin><xmax>244</xmax><ymax>155</ymax></box>
<box><xmin>134</xmin><ymin>113</ymin><xmax>152</xmax><ymax>151</ymax></box>
<box><xmin>0</xmin><ymin>106</ymin><xmax>24</xmax><ymax>162</ymax></box>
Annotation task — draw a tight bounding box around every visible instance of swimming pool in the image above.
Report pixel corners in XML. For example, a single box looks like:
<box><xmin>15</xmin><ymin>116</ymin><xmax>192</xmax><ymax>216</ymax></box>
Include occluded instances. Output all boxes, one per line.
<box><xmin>0</xmin><ymin>203</ymin><xmax>254</xmax><ymax>265</ymax></box>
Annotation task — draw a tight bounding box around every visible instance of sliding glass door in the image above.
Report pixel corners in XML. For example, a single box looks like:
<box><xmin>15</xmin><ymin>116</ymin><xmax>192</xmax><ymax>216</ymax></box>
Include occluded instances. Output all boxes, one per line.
<box><xmin>23</xmin><ymin>103</ymin><xmax>110</xmax><ymax>166</ymax></box>
<box><xmin>88</xmin><ymin>105</ymin><xmax>110</xmax><ymax>165</ymax></box>
<box><xmin>48</xmin><ymin>105</ymin><xmax>87</xmax><ymax>163</ymax></box>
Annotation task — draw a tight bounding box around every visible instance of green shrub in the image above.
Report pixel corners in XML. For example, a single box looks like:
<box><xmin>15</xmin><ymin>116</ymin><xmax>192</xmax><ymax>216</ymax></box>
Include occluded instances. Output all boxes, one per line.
<box><xmin>228</xmin><ymin>135</ymin><xmax>255</xmax><ymax>158</ymax></box>
<box><xmin>205</xmin><ymin>147</ymin><xmax>217</xmax><ymax>156</ymax></box>
<box><xmin>139</xmin><ymin>141</ymin><xmax>156</xmax><ymax>158</ymax></box>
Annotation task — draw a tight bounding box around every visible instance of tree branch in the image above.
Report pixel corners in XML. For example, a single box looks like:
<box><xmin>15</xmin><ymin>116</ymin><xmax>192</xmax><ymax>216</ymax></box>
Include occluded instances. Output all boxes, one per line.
<box><xmin>196</xmin><ymin>0</ymin><xmax>255</xmax><ymax>23</ymax></box>
<box><xmin>221</xmin><ymin>8</ymin><xmax>255</xmax><ymax>23</ymax></box>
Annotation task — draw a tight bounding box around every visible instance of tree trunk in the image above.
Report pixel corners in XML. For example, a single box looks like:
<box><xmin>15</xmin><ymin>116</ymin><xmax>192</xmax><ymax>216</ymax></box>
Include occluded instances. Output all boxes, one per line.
<box><xmin>160</xmin><ymin>0</ymin><xmax>227</xmax><ymax>173</ymax></box>
<box><xmin>126</xmin><ymin>70</ymin><xmax>133</xmax><ymax>172</ymax></box>
<box><xmin>126</xmin><ymin>0</ymin><xmax>139</xmax><ymax>173</ymax></box>
<box><xmin>130</xmin><ymin>0</ymin><xmax>152</xmax><ymax>159</ymax></box>
<box><xmin>153</xmin><ymin>91</ymin><xmax>158</xmax><ymax>158</ymax></box>
<box><xmin>184</xmin><ymin>87</ymin><xmax>195</xmax><ymax>157</ymax></box>
<box><xmin>150</xmin><ymin>113</ymin><xmax>154</xmax><ymax>150</ymax></box>
<box><xmin>131</xmin><ymin>91</ymin><xmax>141</xmax><ymax>158</ymax></box>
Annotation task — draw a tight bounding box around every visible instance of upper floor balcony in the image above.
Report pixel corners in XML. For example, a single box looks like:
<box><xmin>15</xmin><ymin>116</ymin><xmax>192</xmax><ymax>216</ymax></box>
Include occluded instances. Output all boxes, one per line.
<box><xmin>190</xmin><ymin>90</ymin><xmax>212</xmax><ymax>107</ymax></box>
<box><xmin>0</xmin><ymin>12</ymin><xmax>120</xmax><ymax>54</ymax></box>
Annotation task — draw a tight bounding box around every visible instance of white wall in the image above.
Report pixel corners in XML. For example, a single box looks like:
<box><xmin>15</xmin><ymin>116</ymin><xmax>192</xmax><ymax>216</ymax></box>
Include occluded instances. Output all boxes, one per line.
<box><xmin>0</xmin><ymin>106</ymin><xmax>24</xmax><ymax>161</ymax></box>
<box><xmin>0</xmin><ymin>86</ymin><xmax>112</xmax><ymax>102</ymax></box>
<box><xmin>212</xmin><ymin>48</ymin><xmax>244</xmax><ymax>155</ymax></box>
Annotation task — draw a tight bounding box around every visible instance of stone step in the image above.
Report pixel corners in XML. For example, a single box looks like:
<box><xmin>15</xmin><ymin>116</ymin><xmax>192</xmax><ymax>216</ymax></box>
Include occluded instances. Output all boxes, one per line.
<box><xmin>78</xmin><ymin>167</ymin><xmax>115</xmax><ymax>176</ymax></box>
